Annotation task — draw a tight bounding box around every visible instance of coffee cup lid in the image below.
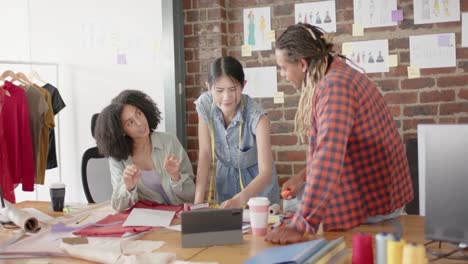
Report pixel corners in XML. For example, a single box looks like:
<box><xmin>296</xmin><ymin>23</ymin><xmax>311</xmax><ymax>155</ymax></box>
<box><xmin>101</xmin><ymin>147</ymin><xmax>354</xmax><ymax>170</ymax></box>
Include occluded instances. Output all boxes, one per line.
<box><xmin>247</xmin><ymin>197</ymin><xmax>270</xmax><ymax>207</ymax></box>
<box><xmin>49</xmin><ymin>182</ymin><xmax>66</xmax><ymax>189</ymax></box>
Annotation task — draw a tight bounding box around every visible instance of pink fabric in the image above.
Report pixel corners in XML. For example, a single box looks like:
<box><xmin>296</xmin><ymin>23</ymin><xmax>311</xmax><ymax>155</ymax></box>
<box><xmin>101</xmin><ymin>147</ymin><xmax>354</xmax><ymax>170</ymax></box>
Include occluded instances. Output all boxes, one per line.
<box><xmin>73</xmin><ymin>200</ymin><xmax>183</xmax><ymax>237</ymax></box>
<box><xmin>0</xmin><ymin>88</ymin><xmax>15</xmax><ymax>203</ymax></box>
<box><xmin>2</xmin><ymin>82</ymin><xmax>35</xmax><ymax>191</ymax></box>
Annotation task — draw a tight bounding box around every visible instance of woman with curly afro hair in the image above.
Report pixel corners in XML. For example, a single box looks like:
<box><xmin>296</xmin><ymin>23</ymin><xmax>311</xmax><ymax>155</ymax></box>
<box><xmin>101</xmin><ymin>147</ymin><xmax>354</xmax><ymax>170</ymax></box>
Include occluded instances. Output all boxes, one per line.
<box><xmin>95</xmin><ymin>90</ymin><xmax>195</xmax><ymax>211</ymax></box>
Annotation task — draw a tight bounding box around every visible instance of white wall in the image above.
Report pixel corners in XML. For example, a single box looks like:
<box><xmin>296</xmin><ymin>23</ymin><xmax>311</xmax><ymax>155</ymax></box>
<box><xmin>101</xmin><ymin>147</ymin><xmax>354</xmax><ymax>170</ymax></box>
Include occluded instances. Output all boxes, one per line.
<box><xmin>1</xmin><ymin>0</ymin><xmax>166</xmax><ymax>203</ymax></box>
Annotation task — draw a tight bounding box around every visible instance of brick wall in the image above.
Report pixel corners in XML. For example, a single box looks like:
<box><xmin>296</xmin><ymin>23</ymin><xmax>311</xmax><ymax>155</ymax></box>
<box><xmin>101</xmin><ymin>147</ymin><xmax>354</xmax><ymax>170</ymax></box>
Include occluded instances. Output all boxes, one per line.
<box><xmin>184</xmin><ymin>0</ymin><xmax>468</xmax><ymax>180</ymax></box>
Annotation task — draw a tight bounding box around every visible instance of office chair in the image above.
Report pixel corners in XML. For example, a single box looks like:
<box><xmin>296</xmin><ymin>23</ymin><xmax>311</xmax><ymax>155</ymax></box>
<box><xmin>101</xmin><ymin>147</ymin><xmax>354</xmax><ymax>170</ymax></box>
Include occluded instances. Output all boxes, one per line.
<box><xmin>81</xmin><ymin>113</ymin><xmax>113</xmax><ymax>203</ymax></box>
<box><xmin>405</xmin><ymin>138</ymin><xmax>419</xmax><ymax>215</ymax></box>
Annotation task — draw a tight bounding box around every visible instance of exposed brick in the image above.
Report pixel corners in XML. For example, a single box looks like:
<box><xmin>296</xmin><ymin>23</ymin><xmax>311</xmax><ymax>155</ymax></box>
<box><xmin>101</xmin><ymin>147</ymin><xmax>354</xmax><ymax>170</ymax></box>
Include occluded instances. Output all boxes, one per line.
<box><xmin>383</xmin><ymin>66</ymin><xmax>408</xmax><ymax>78</ymax></box>
<box><xmin>399</xmin><ymin>51</ymin><xmax>409</xmax><ymax>64</ymax></box>
<box><xmin>403</xmin><ymin>105</ymin><xmax>438</xmax><ymax>116</ymax></box>
<box><xmin>376</xmin><ymin>79</ymin><xmax>399</xmax><ymax>92</ymax></box>
<box><xmin>271</xmin><ymin>135</ymin><xmax>297</xmax><ymax>146</ymax></box>
<box><xmin>185</xmin><ymin>50</ymin><xmax>193</xmax><ymax>61</ymax></box>
<box><xmin>271</xmin><ymin>16</ymin><xmax>295</xmax><ymax>30</ymax></box>
<box><xmin>276</xmin><ymin>163</ymin><xmax>292</xmax><ymax>174</ymax></box>
<box><xmin>284</xmin><ymin>109</ymin><xmax>296</xmax><ymax>120</ymax></box>
<box><xmin>273</xmin><ymin>3</ymin><xmax>293</xmax><ymax>16</ymax></box>
<box><xmin>437</xmin><ymin>75</ymin><xmax>468</xmax><ymax>87</ymax></box>
<box><xmin>229</xmin><ymin>35</ymin><xmax>243</xmax><ymax>46</ymax></box>
<box><xmin>184</xmin><ymin>24</ymin><xmax>193</xmax><ymax>36</ymax></box>
<box><xmin>268</xmin><ymin>110</ymin><xmax>283</xmax><ymax>121</ymax></box>
<box><xmin>335</xmin><ymin>0</ymin><xmax>353</xmax><ymax>9</ymax></box>
<box><xmin>184</xmin><ymin>0</ymin><xmax>191</xmax><ymax>9</ymax></box>
<box><xmin>389</xmin><ymin>105</ymin><xmax>401</xmax><ymax>117</ymax></box>
<box><xmin>458</xmin><ymin>48</ymin><xmax>468</xmax><ymax>59</ymax></box>
<box><xmin>439</xmin><ymin>117</ymin><xmax>456</xmax><ymax>123</ymax></box>
<box><xmin>194</xmin><ymin>23</ymin><xmax>223</xmax><ymax>35</ymax></box>
<box><xmin>186</xmin><ymin>86</ymin><xmax>202</xmax><ymax>98</ymax></box>
<box><xmin>208</xmin><ymin>8</ymin><xmax>226</xmax><ymax>21</ymax></box>
<box><xmin>420</xmin><ymin>90</ymin><xmax>455</xmax><ymax>103</ymax></box>
<box><xmin>277</xmin><ymin>150</ymin><xmax>306</xmax><ymax>162</ymax></box>
<box><xmin>187</xmin><ymin>61</ymin><xmax>200</xmax><ymax>73</ymax></box>
<box><xmin>403</xmin><ymin>133</ymin><xmax>417</xmax><ymax>142</ymax></box>
<box><xmin>187</xmin><ymin>150</ymin><xmax>198</xmax><ymax>162</ymax></box>
<box><xmin>383</xmin><ymin>92</ymin><xmax>417</xmax><ymax>104</ymax></box>
<box><xmin>271</xmin><ymin>122</ymin><xmax>294</xmax><ymax>134</ymax></box>
<box><xmin>459</xmin><ymin>61</ymin><xmax>468</xmax><ymax>73</ymax></box>
<box><xmin>278</xmin><ymin>84</ymin><xmax>296</xmax><ymax>95</ymax></box>
<box><xmin>459</xmin><ymin>89</ymin><xmax>468</xmax><ymax>100</ymax></box>
<box><xmin>228</xmin><ymin>22</ymin><xmax>243</xmax><ymax>33</ymax></box>
<box><xmin>420</xmin><ymin>67</ymin><xmax>456</xmax><ymax>75</ymax></box>
<box><xmin>402</xmin><ymin>118</ymin><xmax>435</xmax><ymax>130</ymax></box>
<box><xmin>185</xmin><ymin>74</ymin><xmax>195</xmax><ymax>86</ymax></box>
<box><xmin>187</xmin><ymin>139</ymin><xmax>199</xmax><ymax>149</ymax></box>
<box><xmin>440</xmin><ymin>103</ymin><xmax>468</xmax><ymax>115</ymax></box>
<box><xmin>186</xmin><ymin>10</ymin><xmax>199</xmax><ymax>22</ymax></box>
<box><xmin>336</xmin><ymin>9</ymin><xmax>353</xmax><ymax>21</ymax></box>
<box><xmin>401</xmin><ymin>78</ymin><xmax>435</xmax><ymax>90</ymax></box>
<box><xmin>186</xmin><ymin>126</ymin><xmax>197</xmax><ymax>137</ymax></box>
<box><xmin>227</xmin><ymin>8</ymin><xmax>242</xmax><ymax>21</ymax></box>
<box><xmin>196</xmin><ymin>0</ymin><xmax>224</xmax><ymax>8</ymax></box>
<box><xmin>284</xmin><ymin>96</ymin><xmax>300</xmax><ymax>108</ymax></box>
<box><xmin>389</xmin><ymin>38</ymin><xmax>409</xmax><ymax>50</ymax></box>
<box><xmin>458</xmin><ymin>117</ymin><xmax>468</xmax><ymax>123</ymax></box>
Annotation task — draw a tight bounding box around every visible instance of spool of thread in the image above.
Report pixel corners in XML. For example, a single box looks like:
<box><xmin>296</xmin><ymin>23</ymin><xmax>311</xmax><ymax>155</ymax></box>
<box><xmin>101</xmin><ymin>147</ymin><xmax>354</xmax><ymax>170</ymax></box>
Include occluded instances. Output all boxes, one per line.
<box><xmin>387</xmin><ymin>237</ymin><xmax>405</xmax><ymax>264</ymax></box>
<box><xmin>352</xmin><ymin>233</ymin><xmax>374</xmax><ymax>264</ymax></box>
<box><xmin>402</xmin><ymin>243</ymin><xmax>426</xmax><ymax>264</ymax></box>
<box><xmin>376</xmin><ymin>232</ymin><xmax>395</xmax><ymax>264</ymax></box>
<box><xmin>268</xmin><ymin>203</ymin><xmax>280</xmax><ymax>215</ymax></box>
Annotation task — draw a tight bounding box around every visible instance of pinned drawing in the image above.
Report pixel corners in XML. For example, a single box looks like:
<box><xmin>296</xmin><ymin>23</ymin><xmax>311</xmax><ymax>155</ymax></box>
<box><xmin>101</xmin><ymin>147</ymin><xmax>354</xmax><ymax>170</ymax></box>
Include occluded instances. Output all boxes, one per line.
<box><xmin>410</xmin><ymin>33</ymin><xmax>456</xmax><ymax>69</ymax></box>
<box><xmin>295</xmin><ymin>1</ymin><xmax>336</xmax><ymax>33</ymax></box>
<box><xmin>344</xmin><ymin>39</ymin><xmax>389</xmax><ymax>73</ymax></box>
<box><xmin>354</xmin><ymin>0</ymin><xmax>397</xmax><ymax>28</ymax></box>
<box><xmin>243</xmin><ymin>7</ymin><xmax>272</xmax><ymax>51</ymax></box>
<box><xmin>414</xmin><ymin>0</ymin><xmax>460</xmax><ymax>24</ymax></box>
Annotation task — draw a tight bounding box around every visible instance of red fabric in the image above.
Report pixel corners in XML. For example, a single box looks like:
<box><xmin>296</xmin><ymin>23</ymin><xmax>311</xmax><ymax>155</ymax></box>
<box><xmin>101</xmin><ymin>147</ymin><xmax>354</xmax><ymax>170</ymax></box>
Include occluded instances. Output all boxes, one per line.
<box><xmin>291</xmin><ymin>59</ymin><xmax>413</xmax><ymax>233</ymax></box>
<box><xmin>0</xmin><ymin>88</ymin><xmax>15</xmax><ymax>203</ymax></box>
<box><xmin>2</xmin><ymin>82</ymin><xmax>35</xmax><ymax>191</ymax></box>
<box><xmin>73</xmin><ymin>200</ymin><xmax>183</xmax><ymax>237</ymax></box>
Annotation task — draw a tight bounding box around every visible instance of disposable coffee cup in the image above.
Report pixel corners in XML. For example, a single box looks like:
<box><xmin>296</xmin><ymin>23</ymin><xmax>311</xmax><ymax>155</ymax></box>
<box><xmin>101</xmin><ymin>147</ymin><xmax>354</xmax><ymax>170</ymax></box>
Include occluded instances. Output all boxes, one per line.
<box><xmin>49</xmin><ymin>183</ymin><xmax>66</xmax><ymax>212</ymax></box>
<box><xmin>247</xmin><ymin>197</ymin><xmax>270</xmax><ymax>236</ymax></box>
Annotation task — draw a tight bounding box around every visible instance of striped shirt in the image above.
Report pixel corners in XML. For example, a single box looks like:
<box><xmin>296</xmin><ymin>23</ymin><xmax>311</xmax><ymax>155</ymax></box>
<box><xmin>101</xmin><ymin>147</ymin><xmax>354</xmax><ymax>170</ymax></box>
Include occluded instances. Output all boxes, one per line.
<box><xmin>291</xmin><ymin>58</ymin><xmax>413</xmax><ymax>233</ymax></box>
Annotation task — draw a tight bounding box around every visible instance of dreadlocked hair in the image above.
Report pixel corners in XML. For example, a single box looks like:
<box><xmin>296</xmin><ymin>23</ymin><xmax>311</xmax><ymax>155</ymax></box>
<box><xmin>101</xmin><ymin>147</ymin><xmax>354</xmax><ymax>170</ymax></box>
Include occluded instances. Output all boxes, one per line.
<box><xmin>277</xmin><ymin>23</ymin><xmax>335</xmax><ymax>141</ymax></box>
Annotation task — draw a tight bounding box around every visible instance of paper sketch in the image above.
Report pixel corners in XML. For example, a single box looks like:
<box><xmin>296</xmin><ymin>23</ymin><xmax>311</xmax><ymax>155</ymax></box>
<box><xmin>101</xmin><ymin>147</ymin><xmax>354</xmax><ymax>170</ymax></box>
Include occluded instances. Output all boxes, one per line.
<box><xmin>344</xmin><ymin>39</ymin><xmax>389</xmax><ymax>73</ymax></box>
<box><xmin>354</xmin><ymin>0</ymin><xmax>398</xmax><ymax>28</ymax></box>
<box><xmin>243</xmin><ymin>7</ymin><xmax>272</xmax><ymax>51</ymax></box>
<box><xmin>414</xmin><ymin>0</ymin><xmax>460</xmax><ymax>24</ymax></box>
<box><xmin>295</xmin><ymin>1</ymin><xmax>336</xmax><ymax>33</ymax></box>
<box><xmin>410</xmin><ymin>33</ymin><xmax>456</xmax><ymax>69</ymax></box>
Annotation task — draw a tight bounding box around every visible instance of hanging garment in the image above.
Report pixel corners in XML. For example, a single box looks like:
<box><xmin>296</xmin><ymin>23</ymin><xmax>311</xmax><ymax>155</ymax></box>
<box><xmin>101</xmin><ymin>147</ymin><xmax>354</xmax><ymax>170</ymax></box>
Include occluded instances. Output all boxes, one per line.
<box><xmin>42</xmin><ymin>83</ymin><xmax>66</xmax><ymax>170</ymax></box>
<box><xmin>23</xmin><ymin>85</ymin><xmax>48</xmax><ymax>182</ymax></box>
<box><xmin>2</xmin><ymin>81</ymin><xmax>35</xmax><ymax>191</ymax></box>
<box><xmin>34</xmin><ymin>84</ymin><xmax>55</xmax><ymax>184</ymax></box>
<box><xmin>0</xmin><ymin>88</ymin><xmax>16</xmax><ymax>203</ymax></box>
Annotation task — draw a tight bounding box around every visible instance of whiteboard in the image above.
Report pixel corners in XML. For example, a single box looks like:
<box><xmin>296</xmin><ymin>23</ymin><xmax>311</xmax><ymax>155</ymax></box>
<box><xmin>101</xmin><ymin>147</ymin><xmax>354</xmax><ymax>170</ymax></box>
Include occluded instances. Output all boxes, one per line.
<box><xmin>1</xmin><ymin>0</ymin><xmax>172</xmax><ymax>203</ymax></box>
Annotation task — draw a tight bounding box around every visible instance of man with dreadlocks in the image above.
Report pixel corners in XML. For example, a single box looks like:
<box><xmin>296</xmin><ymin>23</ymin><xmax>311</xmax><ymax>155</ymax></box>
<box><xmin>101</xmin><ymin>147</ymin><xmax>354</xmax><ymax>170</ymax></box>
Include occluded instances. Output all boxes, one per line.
<box><xmin>265</xmin><ymin>23</ymin><xmax>413</xmax><ymax>244</ymax></box>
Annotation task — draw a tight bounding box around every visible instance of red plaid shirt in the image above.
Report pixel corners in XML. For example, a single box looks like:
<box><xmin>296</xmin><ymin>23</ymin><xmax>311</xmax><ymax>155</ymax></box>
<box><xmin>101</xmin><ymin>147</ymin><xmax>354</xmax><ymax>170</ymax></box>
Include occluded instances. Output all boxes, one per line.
<box><xmin>291</xmin><ymin>58</ymin><xmax>413</xmax><ymax>233</ymax></box>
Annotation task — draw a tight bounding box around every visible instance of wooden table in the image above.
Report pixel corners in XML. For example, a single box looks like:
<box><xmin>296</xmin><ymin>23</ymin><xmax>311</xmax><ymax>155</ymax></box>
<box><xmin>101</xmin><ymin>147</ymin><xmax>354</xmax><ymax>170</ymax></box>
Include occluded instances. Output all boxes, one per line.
<box><xmin>2</xmin><ymin>201</ymin><xmax>465</xmax><ymax>263</ymax></box>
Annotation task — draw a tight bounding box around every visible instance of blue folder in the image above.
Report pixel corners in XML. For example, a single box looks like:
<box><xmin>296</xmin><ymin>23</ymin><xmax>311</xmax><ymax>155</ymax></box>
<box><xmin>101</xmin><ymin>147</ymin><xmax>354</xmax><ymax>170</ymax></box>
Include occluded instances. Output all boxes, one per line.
<box><xmin>244</xmin><ymin>238</ymin><xmax>328</xmax><ymax>264</ymax></box>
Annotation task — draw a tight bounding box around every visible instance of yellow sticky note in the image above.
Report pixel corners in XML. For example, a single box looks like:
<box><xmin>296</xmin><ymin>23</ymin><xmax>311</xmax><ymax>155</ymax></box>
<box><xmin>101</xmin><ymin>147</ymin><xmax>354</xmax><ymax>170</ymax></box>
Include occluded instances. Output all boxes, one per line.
<box><xmin>352</xmin><ymin>23</ymin><xmax>364</xmax><ymax>36</ymax></box>
<box><xmin>342</xmin><ymin>43</ymin><xmax>353</xmax><ymax>55</ymax></box>
<box><xmin>273</xmin><ymin>92</ymin><xmax>284</xmax><ymax>104</ymax></box>
<box><xmin>407</xmin><ymin>66</ymin><xmax>420</xmax><ymax>79</ymax></box>
<box><xmin>241</xmin><ymin>45</ymin><xmax>252</xmax><ymax>57</ymax></box>
<box><xmin>265</xmin><ymin>30</ymin><xmax>276</xmax><ymax>42</ymax></box>
<box><xmin>388</xmin><ymin>54</ymin><xmax>398</xmax><ymax>67</ymax></box>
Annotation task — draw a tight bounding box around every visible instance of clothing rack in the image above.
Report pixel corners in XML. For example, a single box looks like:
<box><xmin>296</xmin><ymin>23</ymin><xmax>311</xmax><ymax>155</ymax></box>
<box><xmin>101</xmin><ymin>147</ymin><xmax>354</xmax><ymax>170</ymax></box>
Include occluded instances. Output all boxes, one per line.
<box><xmin>0</xmin><ymin>60</ymin><xmax>62</xmax><ymax>201</ymax></box>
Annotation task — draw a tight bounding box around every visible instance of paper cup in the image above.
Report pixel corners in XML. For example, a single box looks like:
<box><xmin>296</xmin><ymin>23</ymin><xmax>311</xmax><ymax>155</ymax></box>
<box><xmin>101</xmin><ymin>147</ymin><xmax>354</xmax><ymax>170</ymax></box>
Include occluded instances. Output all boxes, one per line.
<box><xmin>49</xmin><ymin>183</ymin><xmax>66</xmax><ymax>212</ymax></box>
<box><xmin>247</xmin><ymin>197</ymin><xmax>270</xmax><ymax>236</ymax></box>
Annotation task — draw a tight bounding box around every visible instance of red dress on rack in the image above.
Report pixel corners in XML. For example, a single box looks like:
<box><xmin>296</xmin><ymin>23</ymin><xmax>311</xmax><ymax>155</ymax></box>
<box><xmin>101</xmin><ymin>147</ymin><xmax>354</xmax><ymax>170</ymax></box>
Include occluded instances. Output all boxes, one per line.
<box><xmin>2</xmin><ymin>81</ymin><xmax>35</xmax><ymax>192</ymax></box>
<box><xmin>0</xmin><ymin>87</ymin><xmax>16</xmax><ymax>203</ymax></box>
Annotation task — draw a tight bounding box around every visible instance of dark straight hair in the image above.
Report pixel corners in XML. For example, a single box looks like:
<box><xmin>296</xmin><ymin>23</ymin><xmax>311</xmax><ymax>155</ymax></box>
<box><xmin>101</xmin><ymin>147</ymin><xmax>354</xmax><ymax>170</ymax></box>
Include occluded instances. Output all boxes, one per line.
<box><xmin>208</xmin><ymin>56</ymin><xmax>245</xmax><ymax>87</ymax></box>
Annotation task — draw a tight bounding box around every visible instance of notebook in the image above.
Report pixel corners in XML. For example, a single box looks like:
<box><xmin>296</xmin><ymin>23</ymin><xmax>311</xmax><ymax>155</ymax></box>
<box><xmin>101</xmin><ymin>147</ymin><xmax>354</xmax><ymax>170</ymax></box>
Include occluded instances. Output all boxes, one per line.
<box><xmin>244</xmin><ymin>238</ymin><xmax>327</xmax><ymax>264</ymax></box>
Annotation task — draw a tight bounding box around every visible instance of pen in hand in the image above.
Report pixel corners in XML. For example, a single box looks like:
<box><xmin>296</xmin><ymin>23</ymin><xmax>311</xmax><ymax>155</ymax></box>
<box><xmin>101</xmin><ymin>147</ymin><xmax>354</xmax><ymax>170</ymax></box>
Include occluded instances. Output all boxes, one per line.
<box><xmin>75</xmin><ymin>214</ymin><xmax>90</xmax><ymax>224</ymax></box>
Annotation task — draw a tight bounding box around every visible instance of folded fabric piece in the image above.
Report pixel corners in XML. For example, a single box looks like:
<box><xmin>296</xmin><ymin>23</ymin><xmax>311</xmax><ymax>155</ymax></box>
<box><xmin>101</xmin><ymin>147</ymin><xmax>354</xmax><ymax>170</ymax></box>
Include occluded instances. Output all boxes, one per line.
<box><xmin>60</xmin><ymin>239</ymin><xmax>174</xmax><ymax>264</ymax></box>
<box><xmin>73</xmin><ymin>200</ymin><xmax>183</xmax><ymax>237</ymax></box>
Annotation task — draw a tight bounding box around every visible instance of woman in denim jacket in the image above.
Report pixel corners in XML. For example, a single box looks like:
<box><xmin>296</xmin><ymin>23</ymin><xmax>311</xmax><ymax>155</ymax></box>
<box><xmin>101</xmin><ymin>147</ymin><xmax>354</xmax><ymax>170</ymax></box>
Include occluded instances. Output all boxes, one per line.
<box><xmin>194</xmin><ymin>56</ymin><xmax>279</xmax><ymax>208</ymax></box>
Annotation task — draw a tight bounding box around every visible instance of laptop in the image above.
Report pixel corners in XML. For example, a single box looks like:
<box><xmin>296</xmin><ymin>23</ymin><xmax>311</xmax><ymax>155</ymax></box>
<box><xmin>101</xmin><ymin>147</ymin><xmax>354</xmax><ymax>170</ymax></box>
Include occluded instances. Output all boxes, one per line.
<box><xmin>418</xmin><ymin>124</ymin><xmax>468</xmax><ymax>244</ymax></box>
<box><xmin>181</xmin><ymin>208</ymin><xmax>243</xmax><ymax>248</ymax></box>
